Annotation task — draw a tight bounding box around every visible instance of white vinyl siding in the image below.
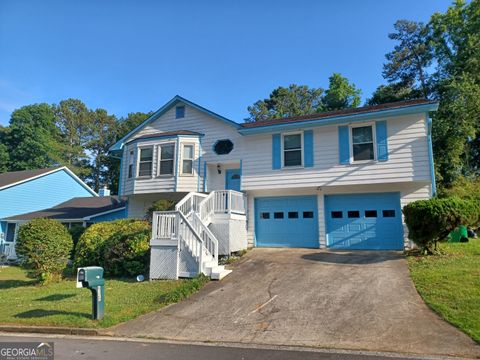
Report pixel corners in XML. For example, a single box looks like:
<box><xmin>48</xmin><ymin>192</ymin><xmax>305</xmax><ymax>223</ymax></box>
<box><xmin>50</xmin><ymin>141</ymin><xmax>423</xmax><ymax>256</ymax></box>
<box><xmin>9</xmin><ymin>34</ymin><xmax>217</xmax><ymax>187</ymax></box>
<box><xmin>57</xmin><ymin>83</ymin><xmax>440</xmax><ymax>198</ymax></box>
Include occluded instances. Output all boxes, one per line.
<box><xmin>242</xmin><ymin>113</ymin><xmax>430</xmax><ymax>190</ymax></box>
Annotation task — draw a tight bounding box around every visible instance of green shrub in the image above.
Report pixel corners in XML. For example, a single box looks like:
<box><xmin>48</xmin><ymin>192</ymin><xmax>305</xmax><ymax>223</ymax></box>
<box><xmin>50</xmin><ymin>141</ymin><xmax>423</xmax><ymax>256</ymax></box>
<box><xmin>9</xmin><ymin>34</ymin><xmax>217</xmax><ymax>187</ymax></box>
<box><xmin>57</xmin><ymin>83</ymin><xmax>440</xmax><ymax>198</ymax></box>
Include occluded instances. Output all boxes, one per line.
<box><xmin>403</xmin><ymin>197</ymin><xmax>480</xmax><ymax>254</ymax></box>
<box><xmin>145</xmin><ymin>199</ymin><xmax>175</xmax><ymax>222</ymax></box>
<box><xmin>438</xmin><ymin>177</ymin><xmax>480</xmax><ymax>200</ymax></box>
<box><xmin>74</xmin><ymin>219</ymin><xmax>151</xmax><ymax>277</ymax></box>
<box><xmin>16</xmin><ymin>218</ymin><xmax>73</xmax><ymax>282</ymax></box>
<box><xmin>69</xmin><ymin>224</ymin><xmax>86</xmax><ymax>258</ymax></box>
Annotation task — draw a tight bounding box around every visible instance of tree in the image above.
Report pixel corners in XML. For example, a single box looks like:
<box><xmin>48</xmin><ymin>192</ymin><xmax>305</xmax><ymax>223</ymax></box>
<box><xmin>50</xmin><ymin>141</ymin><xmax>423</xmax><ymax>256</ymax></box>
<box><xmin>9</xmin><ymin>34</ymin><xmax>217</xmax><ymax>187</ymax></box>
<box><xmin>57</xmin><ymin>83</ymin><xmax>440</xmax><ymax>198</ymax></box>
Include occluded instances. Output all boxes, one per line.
<box><xmin>383</xmin><ymin>20</ymin><xmax>432</xmax><ymax>98</ymax></box>
<box><xmin>85</xmin><ymin>108</ymin><xmax>117</xmax><ymax>192</ymax></box>
<box><xmin>5</xmin><ymin>104</ymin><xmax>59</xmax><ymax>171</ymax></box>
<box><xmin>246</xmin><ymin>85</ymin><xmax>324</xmax><ymax>122</ymax></box>
<box><xmin>322</xmin><ymin>73</ymin><xmax>362</xmax><ymax>111</ymax></box>
<box><xmin>367</xmin><ymin>81</ymin><xmax>423</xmax><ymax>105</ymax></box>
<box><xmin>0</xmin><ymin>126</ymin><xmax>9</xmax><ymax>172</ymax></box>
<box><xmin>54</xmin><ymin>99</ymin><xmax>92</xmax><ymax>178</ymax></box>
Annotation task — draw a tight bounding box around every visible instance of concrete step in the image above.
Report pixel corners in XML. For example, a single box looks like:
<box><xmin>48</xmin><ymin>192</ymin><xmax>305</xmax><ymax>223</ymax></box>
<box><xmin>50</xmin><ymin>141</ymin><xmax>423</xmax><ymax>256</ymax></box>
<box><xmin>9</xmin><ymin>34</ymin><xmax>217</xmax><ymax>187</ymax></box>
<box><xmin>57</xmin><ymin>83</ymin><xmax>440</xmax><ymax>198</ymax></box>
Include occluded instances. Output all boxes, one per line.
<box><xmin>210</xmin><ymin>268</ymin><xmax>232</xmax><ymax>280</ymax></box>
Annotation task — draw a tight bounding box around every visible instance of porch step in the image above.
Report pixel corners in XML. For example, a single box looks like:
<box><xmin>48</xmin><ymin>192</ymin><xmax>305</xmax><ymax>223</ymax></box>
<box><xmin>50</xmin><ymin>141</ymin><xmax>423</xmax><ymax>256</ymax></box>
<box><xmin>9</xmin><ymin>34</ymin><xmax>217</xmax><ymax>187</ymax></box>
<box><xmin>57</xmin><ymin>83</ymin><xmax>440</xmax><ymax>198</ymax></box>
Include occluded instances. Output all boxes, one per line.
<box><xmin>210</xmin><ymin>268</ymin><xmax>232</xmax><ymax>280</ymax></box>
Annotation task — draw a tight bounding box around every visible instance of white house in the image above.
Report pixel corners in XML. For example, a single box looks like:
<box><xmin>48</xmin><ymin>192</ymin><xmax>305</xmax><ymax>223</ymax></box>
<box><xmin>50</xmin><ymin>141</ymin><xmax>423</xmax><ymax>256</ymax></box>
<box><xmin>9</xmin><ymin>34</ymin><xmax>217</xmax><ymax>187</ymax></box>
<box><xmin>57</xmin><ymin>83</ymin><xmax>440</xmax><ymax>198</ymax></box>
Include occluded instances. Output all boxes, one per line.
<box><xmin>109</xmin><ymin>95</ymin><xmax>438</xmax><ymax>280</ymax></box>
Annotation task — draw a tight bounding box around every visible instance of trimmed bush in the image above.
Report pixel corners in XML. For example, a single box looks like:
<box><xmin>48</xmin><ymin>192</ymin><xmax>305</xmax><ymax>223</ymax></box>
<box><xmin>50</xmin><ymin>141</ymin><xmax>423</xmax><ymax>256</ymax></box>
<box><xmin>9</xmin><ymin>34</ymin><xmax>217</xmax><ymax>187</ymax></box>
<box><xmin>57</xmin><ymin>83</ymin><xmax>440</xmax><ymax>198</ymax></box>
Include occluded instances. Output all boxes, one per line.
<box><xmin>403</xmin><ymin>197</ymin><xmax>480</xmax><ymax>254</ymax></box>
<box><xmin>74</xmin><ymin>219</ymin><xmax>151</xmax><ymax>277</ymax></box>
<box><xmin>16</xmin><ymin>218</ymin><xmax>73</xmax><ymax>282</ymax></box>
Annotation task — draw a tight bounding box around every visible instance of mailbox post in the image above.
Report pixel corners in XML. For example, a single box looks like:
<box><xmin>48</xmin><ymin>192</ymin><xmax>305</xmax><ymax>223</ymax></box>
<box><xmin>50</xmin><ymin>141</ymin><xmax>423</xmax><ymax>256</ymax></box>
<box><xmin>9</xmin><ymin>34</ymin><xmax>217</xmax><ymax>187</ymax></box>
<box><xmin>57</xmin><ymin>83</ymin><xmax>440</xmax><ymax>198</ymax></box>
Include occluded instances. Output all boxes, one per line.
<box><xmin>76</xmin><ymin>266</ymin><xmax>105</xmax><ymax>320</ymax></box>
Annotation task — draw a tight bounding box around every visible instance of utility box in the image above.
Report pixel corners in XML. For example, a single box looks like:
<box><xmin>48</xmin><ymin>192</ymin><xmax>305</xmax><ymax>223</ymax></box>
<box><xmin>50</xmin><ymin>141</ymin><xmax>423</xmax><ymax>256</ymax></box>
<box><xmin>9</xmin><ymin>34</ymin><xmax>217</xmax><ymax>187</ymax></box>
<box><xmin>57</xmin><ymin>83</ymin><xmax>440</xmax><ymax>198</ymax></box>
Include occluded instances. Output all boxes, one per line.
<box><xmin>76</xmin><ymin>266</ymin><xmax>105</xmax><ymax>320</ymax></box>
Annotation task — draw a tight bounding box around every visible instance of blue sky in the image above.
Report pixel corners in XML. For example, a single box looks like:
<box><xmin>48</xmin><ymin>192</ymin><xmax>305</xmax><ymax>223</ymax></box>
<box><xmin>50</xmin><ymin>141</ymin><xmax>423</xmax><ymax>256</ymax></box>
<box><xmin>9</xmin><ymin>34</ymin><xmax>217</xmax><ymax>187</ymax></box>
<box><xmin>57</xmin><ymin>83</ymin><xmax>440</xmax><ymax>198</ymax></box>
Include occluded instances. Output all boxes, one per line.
<box><xmin>0</xmin><ymin>0</ymin><xmax>451</xmax><ymax>125</ymax></box>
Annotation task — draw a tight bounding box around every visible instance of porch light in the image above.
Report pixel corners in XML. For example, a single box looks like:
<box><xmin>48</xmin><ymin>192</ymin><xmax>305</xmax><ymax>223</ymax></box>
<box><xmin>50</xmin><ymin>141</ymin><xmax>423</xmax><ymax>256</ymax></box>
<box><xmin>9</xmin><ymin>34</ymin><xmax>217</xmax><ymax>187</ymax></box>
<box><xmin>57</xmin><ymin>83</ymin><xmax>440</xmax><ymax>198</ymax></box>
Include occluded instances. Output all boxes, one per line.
<box><xmin>217</xmin><ymin>164</ymin><xmax>221</xmax><ymax>174</ymax></box>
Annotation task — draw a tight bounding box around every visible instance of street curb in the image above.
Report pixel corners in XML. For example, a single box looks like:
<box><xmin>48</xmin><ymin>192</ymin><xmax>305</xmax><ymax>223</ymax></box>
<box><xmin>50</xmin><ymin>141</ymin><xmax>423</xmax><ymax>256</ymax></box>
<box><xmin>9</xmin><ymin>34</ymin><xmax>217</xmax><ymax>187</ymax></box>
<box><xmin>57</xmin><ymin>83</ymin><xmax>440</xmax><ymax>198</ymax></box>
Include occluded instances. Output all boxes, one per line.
<box><xmin>0</xmin><ymin>325</ymin><xmax>98</xmax><ymax>336</ymax></box>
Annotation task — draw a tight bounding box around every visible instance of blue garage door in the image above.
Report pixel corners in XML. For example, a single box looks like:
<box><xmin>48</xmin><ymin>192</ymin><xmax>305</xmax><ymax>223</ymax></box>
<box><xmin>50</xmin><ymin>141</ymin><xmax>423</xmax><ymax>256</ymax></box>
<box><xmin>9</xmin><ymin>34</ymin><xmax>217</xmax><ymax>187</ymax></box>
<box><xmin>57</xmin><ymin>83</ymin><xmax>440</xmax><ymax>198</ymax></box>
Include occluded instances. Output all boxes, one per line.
<box><xmin>325</xmin><ymin>193</ymin><xmax>403</xmax><ymax>250</ymax></box>
<box><xmin>255</xmin><ymin>196</ymin><xmax>318</xmax><ymax>248</ymax></box>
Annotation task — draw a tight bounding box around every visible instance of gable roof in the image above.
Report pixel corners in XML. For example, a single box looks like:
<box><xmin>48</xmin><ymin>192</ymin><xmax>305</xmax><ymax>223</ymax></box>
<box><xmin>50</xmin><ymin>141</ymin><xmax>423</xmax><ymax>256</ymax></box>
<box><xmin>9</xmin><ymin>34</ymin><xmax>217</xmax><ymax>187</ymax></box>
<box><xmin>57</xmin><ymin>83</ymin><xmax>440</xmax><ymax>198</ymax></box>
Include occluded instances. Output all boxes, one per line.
<box><xmin>0</xmin><ymin>166</ymin><xmax>97</xmax><ymax>195</ymax></box>
<box><xmin>5</xmin><ymin>196</ymin><xmax>126</xmax><ymax>221</ymax></box>
<box><xmin>239</xmin><ymin>99</ymin><xmax>439</xmax><ymax>134</ymax></box>
<box><xmin>110</xmin><ymin>95</ymin><xmax>240</xmax><ymax>153</ymax></box>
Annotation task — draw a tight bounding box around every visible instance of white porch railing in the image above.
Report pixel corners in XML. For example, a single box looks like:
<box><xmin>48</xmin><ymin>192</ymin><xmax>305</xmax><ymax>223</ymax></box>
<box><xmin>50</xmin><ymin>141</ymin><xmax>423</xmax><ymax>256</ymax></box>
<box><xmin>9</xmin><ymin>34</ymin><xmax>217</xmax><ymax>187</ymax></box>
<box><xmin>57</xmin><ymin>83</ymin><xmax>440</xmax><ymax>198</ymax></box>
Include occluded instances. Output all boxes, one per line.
<box><xmin>213</xmin><ymin>190</ymin><xmax>246</xmax><ymax>215</ymax></box>
<box><xmin>175</xmin><ymin>192</ymin><xmax>208</xmax><ymax>216</ymax></box>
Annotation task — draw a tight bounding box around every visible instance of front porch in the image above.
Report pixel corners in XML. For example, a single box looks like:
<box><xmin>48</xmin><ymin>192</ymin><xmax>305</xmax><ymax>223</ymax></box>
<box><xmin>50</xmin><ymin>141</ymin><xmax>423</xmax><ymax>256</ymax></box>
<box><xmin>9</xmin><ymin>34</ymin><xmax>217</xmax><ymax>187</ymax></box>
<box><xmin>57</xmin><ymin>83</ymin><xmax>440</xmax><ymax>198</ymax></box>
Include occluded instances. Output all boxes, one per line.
<box><xmin>150</xmin><ymin>190</ymin><xmax>247</xmax><ymax>280</ymax></box>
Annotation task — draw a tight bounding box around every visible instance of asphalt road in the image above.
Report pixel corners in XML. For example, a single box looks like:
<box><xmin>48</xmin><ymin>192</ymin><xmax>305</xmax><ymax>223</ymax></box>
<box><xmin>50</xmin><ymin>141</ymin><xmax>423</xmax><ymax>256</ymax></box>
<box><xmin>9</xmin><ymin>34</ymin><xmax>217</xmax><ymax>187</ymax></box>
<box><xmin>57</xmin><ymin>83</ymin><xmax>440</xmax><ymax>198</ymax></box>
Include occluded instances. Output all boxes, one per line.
<box><xmin>0</xmin><ymin>334</ymin><xmax>456</xmax><ymax>360</ymax></box>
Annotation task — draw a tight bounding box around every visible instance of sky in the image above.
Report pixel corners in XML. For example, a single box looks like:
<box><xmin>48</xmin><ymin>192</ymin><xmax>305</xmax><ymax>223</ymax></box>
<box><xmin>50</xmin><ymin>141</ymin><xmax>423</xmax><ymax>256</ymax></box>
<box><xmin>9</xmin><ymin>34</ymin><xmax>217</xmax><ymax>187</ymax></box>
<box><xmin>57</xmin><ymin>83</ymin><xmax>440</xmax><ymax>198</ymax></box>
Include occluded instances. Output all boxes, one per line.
<box><xmin>0</xmin><ymin>0</ymin><xmax>452</xmax><ymax>126</ymax></box>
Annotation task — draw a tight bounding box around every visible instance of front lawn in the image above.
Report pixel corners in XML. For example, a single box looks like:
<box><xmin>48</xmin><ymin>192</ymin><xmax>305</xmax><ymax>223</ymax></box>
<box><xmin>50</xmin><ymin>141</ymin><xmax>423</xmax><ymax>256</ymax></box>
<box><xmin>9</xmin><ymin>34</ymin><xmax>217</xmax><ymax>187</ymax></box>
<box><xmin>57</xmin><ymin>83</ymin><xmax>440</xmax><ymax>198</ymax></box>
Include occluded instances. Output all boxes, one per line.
<box><xmin>407</xmin><ymin>239</ymin><xmax>480</xmax><ymax>343</ymax></box>
<box><xmin>0</xmin><ymin>266</ymin><xmax>208</xmax><ymax>328</ymax></box>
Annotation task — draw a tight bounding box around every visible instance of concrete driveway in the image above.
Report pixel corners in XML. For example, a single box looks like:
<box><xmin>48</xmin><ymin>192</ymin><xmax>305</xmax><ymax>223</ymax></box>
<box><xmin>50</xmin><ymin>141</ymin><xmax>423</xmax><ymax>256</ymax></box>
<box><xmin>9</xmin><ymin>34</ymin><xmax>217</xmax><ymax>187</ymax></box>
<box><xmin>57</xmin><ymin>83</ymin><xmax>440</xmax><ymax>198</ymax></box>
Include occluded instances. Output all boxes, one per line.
<box><xmin>107</xmin><ymin>249</ymin><xmax>480</xmax><ymax>358</ymax></box>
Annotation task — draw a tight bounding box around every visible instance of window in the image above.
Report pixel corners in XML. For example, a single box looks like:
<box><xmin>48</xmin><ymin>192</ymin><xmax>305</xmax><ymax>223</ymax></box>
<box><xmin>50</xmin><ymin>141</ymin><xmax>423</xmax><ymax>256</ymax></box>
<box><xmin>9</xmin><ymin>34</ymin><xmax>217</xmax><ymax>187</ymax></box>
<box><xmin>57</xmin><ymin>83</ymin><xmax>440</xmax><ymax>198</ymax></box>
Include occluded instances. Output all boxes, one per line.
<box><xmin>365</xmin><ymin>210</ymin><xmax>378</xmax><ymax>218</ymax></box>
<box><xmin>382</xmin><ymin>209</ymin><xmax>396</xmax><ymax>218</ymax></box>
<box><xmin>214</xmin><ymin>139</ymin><xmax>234</xmax><ymax>155</ymax></box>
<box><xmin>352</xmin><ymin>125</ymin><xmax>374</xmax><ymax>161</ymax></box>
<box><xmin>288</xmin><ymin>211</ymin><xmax>298</xmax><ymax>219</ymax></box>
<box><xmin>331</xmin><ymin>211</ymin><xmax>343</xmax><ymax>219</ymax></box>
<box><xmin>128</xmin><ymin>150</ymin><xmax>134</xmax><ymax>178</ymax></box>
<box><xmin>283</xmin><ymin>133</ymin><xmax>302</xmax><ymax>167</ymax></box>
<box><xmin>138</xmin><ymin>147</ymin><xmax>153</xmax><ymax>177</ymax></box>
<box><xmin>158</xmin><ymin>143</ymin><xmax>175</xmax><ymax>175</ymax></box>
<box><xmin>274</xmin><ymin>212</ymin><xmax>284</xmax><ymax>219</ymax></box>
<box><xmin>260</xmin><ymin>212</ymin><xmax>270</xmax><ymax>219</ymax></box>
<box><xmin>176</xmin><ymin>106</ymin><xmax>185</xmax><ymax>118</ymax></box>
<box><xmin>303</xmin><ymin>211</ymin><xmax>314</xmax><ymax>218</ymax></box>
<box><xmin>5</xmin><ymin>223</ymin><xmax>16</xmax><ymax>242</ymax></box>
<box><xmin>181</xmin><ymin>144</ymin><xmax>194</xmax><ymax>175</ymax></box>
<box><xmin>348</xmin><ymin>210</ymin><xmax>360</xmax><ymax>218</ymax></box>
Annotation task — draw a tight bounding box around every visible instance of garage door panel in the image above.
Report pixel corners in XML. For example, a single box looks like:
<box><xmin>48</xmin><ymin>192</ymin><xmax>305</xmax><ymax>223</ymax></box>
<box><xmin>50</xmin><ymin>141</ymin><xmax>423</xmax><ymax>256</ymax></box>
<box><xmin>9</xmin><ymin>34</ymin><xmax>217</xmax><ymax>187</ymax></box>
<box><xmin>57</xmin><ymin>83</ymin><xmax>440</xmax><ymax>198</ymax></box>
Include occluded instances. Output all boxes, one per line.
<box><xmin>255</xmin><ymin>196</ymin><xmax>318</xmax><ymax>248</ymax></box>
<box><xmin>325</xmin><ymin>193</ymin><xmax>403</xmax><ymax>250</ymax></box>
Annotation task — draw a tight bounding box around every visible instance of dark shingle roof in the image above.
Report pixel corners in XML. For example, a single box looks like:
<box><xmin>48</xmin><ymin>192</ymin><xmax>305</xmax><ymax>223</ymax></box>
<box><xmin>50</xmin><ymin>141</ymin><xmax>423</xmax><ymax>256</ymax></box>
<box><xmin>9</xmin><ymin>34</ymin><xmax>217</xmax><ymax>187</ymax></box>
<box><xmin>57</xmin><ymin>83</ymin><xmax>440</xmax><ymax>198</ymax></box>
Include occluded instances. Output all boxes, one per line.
<box><xmin>5</xmin><ymin>196</ymin><xmax>127</xmax><ymax>221</ymax></box>
<box><xmin>0</xmin><ymin>166</ymin><xmax>63</xmax><ymax>189</ymax></box>
<box><xmin>241</xmin><ymin>99</ymin><xmax>437</xmax><ymax>129</ymax></box>
<box><xmin>126</xmin><ymin>130</ymin><xmax>203</xmax><ymax>144</ymax></box>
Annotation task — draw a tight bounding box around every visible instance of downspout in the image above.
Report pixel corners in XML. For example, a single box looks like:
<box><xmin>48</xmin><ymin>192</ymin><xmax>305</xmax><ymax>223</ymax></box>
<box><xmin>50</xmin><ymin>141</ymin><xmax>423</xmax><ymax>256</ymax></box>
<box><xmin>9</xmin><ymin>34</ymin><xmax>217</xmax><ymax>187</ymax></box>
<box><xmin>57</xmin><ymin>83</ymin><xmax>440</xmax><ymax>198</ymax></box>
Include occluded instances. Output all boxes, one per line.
<box><xmin>427</xmin><ymin>116</ymin><xmax>436</xmax><ymax>197</ymax></box>
<box><xmin>197</xmin><ymin>138</ymin><xmax>202</xmax><ymax>192</ymax></box>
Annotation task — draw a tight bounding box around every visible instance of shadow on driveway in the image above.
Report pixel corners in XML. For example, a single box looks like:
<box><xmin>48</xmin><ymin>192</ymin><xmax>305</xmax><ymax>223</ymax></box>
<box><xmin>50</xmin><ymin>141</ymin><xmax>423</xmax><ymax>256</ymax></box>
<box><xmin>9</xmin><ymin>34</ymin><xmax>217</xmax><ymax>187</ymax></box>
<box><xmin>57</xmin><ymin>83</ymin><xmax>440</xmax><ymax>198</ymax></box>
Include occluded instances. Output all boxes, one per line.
<box><xmin>301</xmin><ymin>251</ymin><xmax>401</xmax><ymax>264</ymax></box>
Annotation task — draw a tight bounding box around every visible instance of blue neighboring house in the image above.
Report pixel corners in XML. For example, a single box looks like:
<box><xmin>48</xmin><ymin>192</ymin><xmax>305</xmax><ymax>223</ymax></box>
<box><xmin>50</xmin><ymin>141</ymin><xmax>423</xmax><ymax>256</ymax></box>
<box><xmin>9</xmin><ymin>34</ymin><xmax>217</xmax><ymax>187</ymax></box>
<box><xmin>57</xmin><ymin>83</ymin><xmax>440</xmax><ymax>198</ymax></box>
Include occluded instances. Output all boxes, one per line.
<box><xmin>0</xmin><ymin>166</ymin><xmax>98</xmax><ymax>260</ymax></box>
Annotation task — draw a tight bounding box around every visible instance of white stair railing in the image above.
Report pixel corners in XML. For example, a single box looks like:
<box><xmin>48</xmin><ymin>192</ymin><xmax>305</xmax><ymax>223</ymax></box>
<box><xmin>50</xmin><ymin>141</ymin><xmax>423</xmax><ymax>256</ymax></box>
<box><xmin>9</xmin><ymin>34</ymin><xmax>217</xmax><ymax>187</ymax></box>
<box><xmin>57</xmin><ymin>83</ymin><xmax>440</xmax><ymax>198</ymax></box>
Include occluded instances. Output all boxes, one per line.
<box><xmin>151</xmin><ymin>190</ymin><xmax>247</xmax><ymax>277</ymax></box>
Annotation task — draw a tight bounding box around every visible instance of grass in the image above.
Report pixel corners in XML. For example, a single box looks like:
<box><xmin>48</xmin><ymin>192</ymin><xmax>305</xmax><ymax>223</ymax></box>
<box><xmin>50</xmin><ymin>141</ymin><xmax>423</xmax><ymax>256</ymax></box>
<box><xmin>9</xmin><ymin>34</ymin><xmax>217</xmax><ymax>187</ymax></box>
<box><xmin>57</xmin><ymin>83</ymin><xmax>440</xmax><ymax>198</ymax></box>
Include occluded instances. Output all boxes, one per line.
<box><xmin>0</xmin><ymin>266</ymin><xmax>209</xmax><ymax>328</ymax></box>
<box><xmin>407</xmin><ymin>239</ymin><xmax>480</xmax><ymax>343</ymax></box>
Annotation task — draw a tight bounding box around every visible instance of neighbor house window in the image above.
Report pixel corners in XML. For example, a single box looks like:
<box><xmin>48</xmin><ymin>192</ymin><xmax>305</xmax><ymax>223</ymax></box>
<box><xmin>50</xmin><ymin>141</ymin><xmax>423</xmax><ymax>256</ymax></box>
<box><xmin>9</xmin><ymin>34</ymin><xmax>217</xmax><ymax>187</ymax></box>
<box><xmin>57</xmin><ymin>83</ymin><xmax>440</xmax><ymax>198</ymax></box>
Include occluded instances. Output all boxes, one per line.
<box><xmin>128</xmin><ymin>150</ymin><xmax>134</xmax><ymax>178</ymax></box>
<box><xmin>138</xmin><ymin>147</ymin><xmax>153</xmax><ymax>177</ymax></box>
<box><xmin>158</xmin><ymin>143</ymin><xmax>175</xmax><ymax>175</ymax></box>
<box><xmin>181</xmin><ymin>144</ymin><xmax>194</xmax><ymax>174</ymax></box>
<box><xmin>352</xmin><ymin>125</ymin><xmax>374</xmax><ymax>161</ymax></box>
<box><xmin>283</xmin><ymin>133</ymin><xmax>302</xmax><ymax>167</ymax></box>
<box><xmin>176</xmin><ymin>106</ymin><xmax>185</xmax><ymax>119</ymax></box>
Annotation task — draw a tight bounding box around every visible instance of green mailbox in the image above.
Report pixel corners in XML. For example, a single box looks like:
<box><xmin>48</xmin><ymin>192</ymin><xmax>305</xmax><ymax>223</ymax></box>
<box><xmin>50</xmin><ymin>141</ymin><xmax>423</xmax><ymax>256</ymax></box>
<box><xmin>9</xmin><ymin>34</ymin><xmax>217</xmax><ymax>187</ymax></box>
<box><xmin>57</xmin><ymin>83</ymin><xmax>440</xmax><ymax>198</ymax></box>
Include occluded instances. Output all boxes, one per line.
<box><xmin>76</xmin><ymin>266</ymin><xmax>105</xmax><ymax>320</ymax></box>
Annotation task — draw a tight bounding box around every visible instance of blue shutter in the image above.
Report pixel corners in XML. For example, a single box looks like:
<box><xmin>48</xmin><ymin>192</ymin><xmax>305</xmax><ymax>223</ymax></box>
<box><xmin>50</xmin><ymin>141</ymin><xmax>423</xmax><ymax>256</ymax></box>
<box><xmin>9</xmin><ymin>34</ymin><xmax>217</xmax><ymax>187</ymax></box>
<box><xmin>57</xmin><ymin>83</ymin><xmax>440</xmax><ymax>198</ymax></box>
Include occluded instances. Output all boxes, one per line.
<box><xmin>304</xmin><ymin>130</ymin><xmax>314</xmax><ymax>167</ymax></box>
<box><xmin>272</xmin><ymin>134</ymin><xmax>281</xmax><ymax>169</ymax></box>
<box><xmin>338</xmin><ymin>126</ymin><xmax>350</xmax><ymax>164</ymax></box>
<box><xmin>376</xmin><ymin>121</ymin><xmax>388</xmax><ymax>161</ymax></box>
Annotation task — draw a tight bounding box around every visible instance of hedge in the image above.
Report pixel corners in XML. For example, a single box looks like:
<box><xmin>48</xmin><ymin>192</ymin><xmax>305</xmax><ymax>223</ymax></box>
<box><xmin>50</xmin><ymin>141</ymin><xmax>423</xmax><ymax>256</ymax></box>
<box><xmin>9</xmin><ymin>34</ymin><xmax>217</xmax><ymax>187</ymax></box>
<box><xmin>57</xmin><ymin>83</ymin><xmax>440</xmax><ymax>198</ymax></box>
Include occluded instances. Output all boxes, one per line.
<box><xmin>74</xmin><ymin>219</ymin><xmax>151</xmax><ymax>277</ymax></box>
<box><xmin>403</xmin><ymin>197</ymin><xmax>480</xmax><ymax>253</ymax></box>
<box><xmin>16</xmin><ymin>218</ymin><xmax>73</xmax><ymax>282</ymax></box>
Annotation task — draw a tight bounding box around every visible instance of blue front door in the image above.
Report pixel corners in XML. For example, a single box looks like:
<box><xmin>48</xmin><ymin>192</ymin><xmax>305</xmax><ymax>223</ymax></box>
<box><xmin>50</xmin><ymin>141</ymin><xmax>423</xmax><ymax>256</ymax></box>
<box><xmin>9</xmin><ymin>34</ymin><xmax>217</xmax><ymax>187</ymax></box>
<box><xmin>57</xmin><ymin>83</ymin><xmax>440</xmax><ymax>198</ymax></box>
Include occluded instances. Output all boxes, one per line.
<box><xmin>325</xmin><ymin>193</ymin><xmax>403</xmax><ymax>250</ymax></box>
<box><xmin>255</xmin><ymin>196</ymin><xmax>318</xmax><ymax>248</ymax></box>
<box><xmin>225</xmin><ymin>169</ymin><xmax>241</xmax><ymax>191</ymax></box>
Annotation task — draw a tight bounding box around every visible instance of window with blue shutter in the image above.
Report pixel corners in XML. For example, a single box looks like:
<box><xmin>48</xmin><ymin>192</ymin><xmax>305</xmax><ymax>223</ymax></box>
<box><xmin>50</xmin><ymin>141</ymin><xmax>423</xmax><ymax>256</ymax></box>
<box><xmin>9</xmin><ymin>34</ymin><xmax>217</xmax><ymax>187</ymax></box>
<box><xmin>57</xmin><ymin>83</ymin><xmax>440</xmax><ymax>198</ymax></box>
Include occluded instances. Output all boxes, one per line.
<box><xmin>338</xmin><ymin>126</ymin><xmax>350</xmax><ymax>164</ymax></box>
<box><xmin>376</xmin><ymin>120</ymin><xmax>388</xmax><ymax>161</ymax></box>
<box><xmin>272</xmin><ymin>134</ymin><xmax>281</xmax><ymax>169</ymax></box>
<box><xmin>304</xmin><ymin>130</ymin><xmax>314</xmax><ymax>167</ymax></box>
